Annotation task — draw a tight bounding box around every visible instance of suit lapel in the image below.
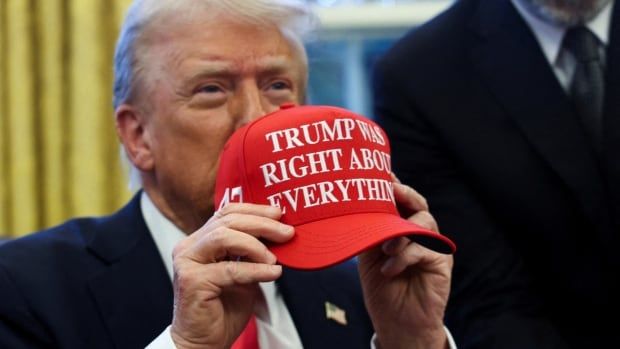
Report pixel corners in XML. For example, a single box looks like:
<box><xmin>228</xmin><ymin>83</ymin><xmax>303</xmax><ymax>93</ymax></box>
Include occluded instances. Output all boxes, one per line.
<box><xmin>469</xmin><ymin>0</ymin><xmax>610</xmax><ymax>230</ymax></box>
<box><xmin>86</xmin><ymin>194</ymin><xmax>173</xmax><ymax>348</ymax></box>
<box><xmin>278</xmin><ymin>261</ymin><xmax>373</xmax><ymax>349</ymax></box>
<box><xmin>601</xmin><ymin>1</ymin><xmax>620</xmax><ymax>261</ymax></box>
<box><xmin>603</xmin><ymin>0</ymin><xmax>620</xmax><ymax>229</ymax></box>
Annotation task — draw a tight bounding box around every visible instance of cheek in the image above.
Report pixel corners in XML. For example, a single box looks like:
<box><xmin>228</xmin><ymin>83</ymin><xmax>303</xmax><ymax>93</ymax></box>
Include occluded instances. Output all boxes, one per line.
<box><xmin>175</xmin><ymin>128</ymin><xmax>230</xmax><ymax>213</ymax></box>
<box><xmin>157</xmin><ymin>136</ymin><xmax>220</xmax><ymax>210</ymax></box>
<box><xmin>163</xmin><ymin>115</ymin><xmax>235</xmax><ymax>177</ymax></box>
<box><xmin>153</xmin><ymin>108</ymin><xmax>228</xmax><ymax>149</ymax></box>
<box><xmin>150</xmin><ymin>105</ymin><xmax>243</xmax><ymax>190</ymax></box>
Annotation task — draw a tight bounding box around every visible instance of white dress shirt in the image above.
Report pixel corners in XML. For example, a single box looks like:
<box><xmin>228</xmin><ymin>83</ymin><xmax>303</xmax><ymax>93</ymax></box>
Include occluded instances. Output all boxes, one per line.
<box><xmin>141</xmin><ymin>192</ymin><xmax>456</xmax><ymax>348</ymax></box>
<box><xmin>511</xmin><ymin>0</ymin><xmax>612</xmax><ymax>91</ymax></box>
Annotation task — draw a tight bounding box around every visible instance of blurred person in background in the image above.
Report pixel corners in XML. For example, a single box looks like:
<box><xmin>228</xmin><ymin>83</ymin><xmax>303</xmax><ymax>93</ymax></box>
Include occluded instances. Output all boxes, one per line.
<box><xmin>374</xmin><ymin>0</ymin><xmax>619</xmax><ymax>347</ymax></box>
<box><xmin>0</xmin><ymin>0</ymin><xmax>456</xmax><ymax>348</ymax></box>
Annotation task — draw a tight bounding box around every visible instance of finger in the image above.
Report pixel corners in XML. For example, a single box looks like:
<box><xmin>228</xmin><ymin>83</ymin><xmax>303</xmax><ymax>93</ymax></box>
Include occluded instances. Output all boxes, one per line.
<box><xmin>212</xmin><ymin>213</ymin><xmax>294</xmax><ymax>243</ymax></box>
<box><xmin>208</xmin><ymin>261</ymin><xmax>283</xmax><ymax>287</ymax></box>
<box><xmin>408</xmin><ymin>210</ymin><xmax>439</xmax><ymax>232</ymax></box>
<box><xmin>380</xmin><ymin>242</ymin><xmax>439</xmax><ymax>277</ymax></box>
<box><xmin>390</xmin><ymin>172</ymin><xmax>402</xmax><ymax>184</ymax></box>
<box><xmin>211</xmin><ymin>203</ymin><xmax>283</xmax><ymax>222</ymax></box>
<box><xmin>184</xmin><ymin>227</ymin><xmax>277</xmax><ymax>264</ymax></box>
<box><xmin>393</xmin><ymin>182</ymin><xmax>429</xmax><ymax>213</ymax></box>
<box><xmin>381</xmin><ymin>236</ymin><xmax>410</xmax><ymax>256</ymax></box>
<box><xmin>175</xmin><ymin>262</ymin><xmax>282</xmax><ymax>292</ymax></box>
<box><xmin>180</xmin><ymin>203</ymin><xmax>286</xmax><ymax>250</ymax></box>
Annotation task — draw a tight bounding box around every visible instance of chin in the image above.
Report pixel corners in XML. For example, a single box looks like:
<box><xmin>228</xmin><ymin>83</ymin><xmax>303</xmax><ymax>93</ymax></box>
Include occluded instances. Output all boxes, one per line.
<box><xmin>523</xmin><ymin>0</ymin><xmax>611</xmax><ymax>26</ymax></box>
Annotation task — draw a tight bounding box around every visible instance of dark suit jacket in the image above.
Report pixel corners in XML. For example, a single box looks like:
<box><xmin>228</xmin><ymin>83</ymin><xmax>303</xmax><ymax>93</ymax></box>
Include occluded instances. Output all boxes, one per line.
<box><xmin>373</xmin><ymin>0</ymin><xmax>620</xmax><ymax>348</ymax></box>
<box><xmin>0</xmin><ymin>194</ymin><xmax>373</xmax><ymax>348</ymax></box>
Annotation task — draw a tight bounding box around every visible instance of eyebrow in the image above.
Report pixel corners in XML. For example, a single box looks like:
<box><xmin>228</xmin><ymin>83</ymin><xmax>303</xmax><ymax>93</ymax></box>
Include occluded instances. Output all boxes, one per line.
<box><xmin>181</xmin><ymin>60</ymin><xmax>236</xmax><ymax>85</ymax></box>
<box><xmin>255</xmin><ymin>56</ymin><xmax>297</xmax><ymax>75</ymax></box>
<box><xmin>182</xmin><ymin>55</ymin><xmax>298</xmax><ymax>87</ymax></box>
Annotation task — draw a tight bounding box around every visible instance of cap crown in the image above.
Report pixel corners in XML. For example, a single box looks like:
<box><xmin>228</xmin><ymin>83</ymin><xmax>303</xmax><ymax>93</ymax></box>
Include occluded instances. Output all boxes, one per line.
<box><xmin>214</xmin><ymin>105</ymin><xmax>398</xmax><ymax>225</ymax></box>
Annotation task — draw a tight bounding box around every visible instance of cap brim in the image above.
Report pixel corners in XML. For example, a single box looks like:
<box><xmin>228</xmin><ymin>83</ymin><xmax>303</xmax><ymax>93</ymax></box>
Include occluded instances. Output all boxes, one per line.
<box><xmin>268</xmin><ymin>212</ymin><xmax>456</xmax><ymax>270</ymax></box>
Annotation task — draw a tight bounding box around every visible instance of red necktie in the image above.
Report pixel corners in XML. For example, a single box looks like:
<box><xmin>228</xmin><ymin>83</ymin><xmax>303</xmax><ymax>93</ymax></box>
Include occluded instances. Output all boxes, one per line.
<box><xmin>231</xmin><ymin>315</ymin><xmax>259</xmax><ymax>349</ymax></box>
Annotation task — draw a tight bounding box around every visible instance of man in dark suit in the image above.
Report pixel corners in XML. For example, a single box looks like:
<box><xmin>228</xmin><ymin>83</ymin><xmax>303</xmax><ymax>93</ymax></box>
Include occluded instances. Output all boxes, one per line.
<box><xmin>0</xmin><ymin>0</ymin><xmax>455</xmax><ymax>348</ymax></box>
<box><xmin>374</xmin><ymin>0</ymin><xmax>619</xmax><ymax>347</ymax></box>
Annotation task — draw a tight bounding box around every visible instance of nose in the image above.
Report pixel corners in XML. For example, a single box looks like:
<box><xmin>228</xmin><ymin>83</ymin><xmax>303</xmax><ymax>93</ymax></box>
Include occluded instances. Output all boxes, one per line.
<box><xmin>235</xmin><ymin>83</ymin><xmax>267</xmax><ymax>128</ymax></box>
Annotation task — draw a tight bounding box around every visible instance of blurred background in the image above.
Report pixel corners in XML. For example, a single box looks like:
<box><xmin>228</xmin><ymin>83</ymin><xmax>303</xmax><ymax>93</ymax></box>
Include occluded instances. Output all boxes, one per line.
<box><xmin>0</xmin><ymin>0</ymin><xmax>452</xmax><ymax>238</ymax></box>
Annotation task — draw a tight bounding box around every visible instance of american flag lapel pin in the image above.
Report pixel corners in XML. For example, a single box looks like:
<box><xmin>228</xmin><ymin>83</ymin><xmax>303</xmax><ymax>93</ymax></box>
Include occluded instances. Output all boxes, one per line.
<box><xmin>325</xmin><ymin>301</ymin><xmax>348</xmax><ymax>326</ymax></box>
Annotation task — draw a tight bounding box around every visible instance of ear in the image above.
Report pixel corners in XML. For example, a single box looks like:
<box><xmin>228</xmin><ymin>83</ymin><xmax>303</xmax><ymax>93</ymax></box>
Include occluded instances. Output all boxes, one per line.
<box><xmin>115</xmin><ymin>104</ymin><xmax>154</xmax><ymax>171</ymax></box>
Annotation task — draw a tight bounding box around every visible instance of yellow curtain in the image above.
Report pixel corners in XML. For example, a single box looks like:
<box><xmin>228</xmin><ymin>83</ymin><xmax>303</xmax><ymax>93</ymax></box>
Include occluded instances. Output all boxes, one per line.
<box><xmin>0</xmin><ymin>0</ymin><xmax>134</xmax><ymax>238</ymax></box>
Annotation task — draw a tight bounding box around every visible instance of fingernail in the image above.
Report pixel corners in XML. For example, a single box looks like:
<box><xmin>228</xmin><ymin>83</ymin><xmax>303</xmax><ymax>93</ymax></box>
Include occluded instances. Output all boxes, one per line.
<box><xmin>270</xmin><ymin>264</ymin><xmax>282</xmax><ymax>273</ymax></box>
<box><xmin>380</xmin><ymin>257</ymin><xmax>395</xmax><ymax>274</ymax></box>
<box><xmin>266</xmin><ymin>250</ymin><xmax>277</xmax><ymax>264</ymax></box>
<box><xmin>281</xmin><ymin>224</ymin><xmax>294</xmax><ymax>235</ymax></box>
<box><xmin>390</xmin><ymin>172</ymin><xmax>401</xmax><ymax>183</ymax></box>
<box><xmin>382</xmin><ymin>239</ymin><xmax>399</xmax><ymax>254</ymax></box>
<box><xmin>267</xmin><ymin>206</ymin><xmax>282</xmax><ymax>216</ymax></box>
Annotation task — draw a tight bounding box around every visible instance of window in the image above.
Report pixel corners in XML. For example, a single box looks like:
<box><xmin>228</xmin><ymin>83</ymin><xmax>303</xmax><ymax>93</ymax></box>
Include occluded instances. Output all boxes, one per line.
<box><xmin>306</xmin><ymin>0</ymin><xmax>453</xmax><ymax>117</ymax></box>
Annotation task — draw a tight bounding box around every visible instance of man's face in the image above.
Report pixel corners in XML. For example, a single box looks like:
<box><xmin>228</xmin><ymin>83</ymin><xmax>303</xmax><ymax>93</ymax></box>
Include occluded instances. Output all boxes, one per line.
<box><xmin>522</xmin><ymin>0</ymin><xmax>612</xmax><ymax>25</ymax></box>
<box><xmin>136</xmin><ymin>17</ymin><xmax>305</xmax><ymax>232</ymax></box>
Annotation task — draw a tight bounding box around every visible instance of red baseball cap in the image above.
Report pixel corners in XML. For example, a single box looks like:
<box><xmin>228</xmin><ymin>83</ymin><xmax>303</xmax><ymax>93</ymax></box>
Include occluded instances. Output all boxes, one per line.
<box><xmin>214</xmin><ymin>104</ymin><xmax>455</xmax><ymax>270</ymax></box>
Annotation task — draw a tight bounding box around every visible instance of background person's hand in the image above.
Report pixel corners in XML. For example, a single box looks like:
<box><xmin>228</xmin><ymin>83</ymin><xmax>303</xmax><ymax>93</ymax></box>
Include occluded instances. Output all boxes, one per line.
<box><xmin>169</xmin><ymin>203</ymin><xmax>294</xmax><ymax>349</ymax></box>
<box><xmin>358</xmin><ymin>182</ymin><xmax>453</xmax><ymax>349</ymax></box>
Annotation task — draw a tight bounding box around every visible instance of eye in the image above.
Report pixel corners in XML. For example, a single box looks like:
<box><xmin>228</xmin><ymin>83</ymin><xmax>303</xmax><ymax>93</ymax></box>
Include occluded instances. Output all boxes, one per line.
<box><xmin>263</xmin><ymin>79</ymin><xmax>295</xmax><ymax>106</ymax></box>
<box><xmin>197</xmin><ymin>84</ymin><xmax>224</xmax><ymax>94</ymax></box>
<box><xmin>269</xmin><ymin>81</ymin><xmax>290</xmax><ymax>90</ymax></box>
<box><xmin>189</xmin><ymin>82</ymin><xmax>228</xmax><ymax>108</ymax></box>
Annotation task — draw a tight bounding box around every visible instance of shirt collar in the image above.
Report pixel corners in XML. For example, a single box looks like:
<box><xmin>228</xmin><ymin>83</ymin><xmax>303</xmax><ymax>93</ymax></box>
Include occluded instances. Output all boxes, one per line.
<box><xmin>140</xmin><ymin>192</ymin><xmax>187</xmax><ymax>280</ymax></box>
<box><xmin>512</xmin><ymin>0</ymin><xmax>613</xmax><ymax>64</ymax></box>
<box><xmin>589</xmin><ymin>1</ymin><xmax>613</xmax><ymax>45</ymax></box>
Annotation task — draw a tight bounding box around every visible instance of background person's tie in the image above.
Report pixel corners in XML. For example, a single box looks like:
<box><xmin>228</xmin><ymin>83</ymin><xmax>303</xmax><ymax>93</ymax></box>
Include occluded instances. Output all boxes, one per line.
<box><xmin>563</xmin><ymin>25</ymin><xmax>605</xmax><ymax>156</ymax></box>
<box><xmin>231</xmin><ymin>315</ymin><xmax>259</xmax><ymax>349</ymax></box>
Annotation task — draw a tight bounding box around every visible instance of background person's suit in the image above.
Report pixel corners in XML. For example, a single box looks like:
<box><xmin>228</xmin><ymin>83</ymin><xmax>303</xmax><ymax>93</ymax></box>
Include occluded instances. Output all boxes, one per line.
<box><xmin>373</xmin><ymin>0</ymin><xmax>620</xmax><ymax>347</ymax></box>
<box><xmin>0</xmin><ymin>194</ymin><xmax>374</xmax><ymax>348</ymax></box>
